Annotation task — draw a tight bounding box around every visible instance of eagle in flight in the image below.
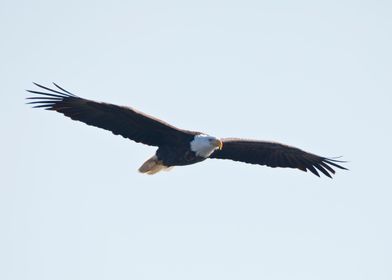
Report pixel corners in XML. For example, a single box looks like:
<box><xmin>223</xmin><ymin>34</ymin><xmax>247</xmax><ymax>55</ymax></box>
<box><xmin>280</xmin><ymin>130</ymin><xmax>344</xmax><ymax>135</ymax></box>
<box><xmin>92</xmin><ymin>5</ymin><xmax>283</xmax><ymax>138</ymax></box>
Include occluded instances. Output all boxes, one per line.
<box><xmin>27</xmin><ymin>83</ymin><xmax>346</xmax><ymax>178</ymax></box>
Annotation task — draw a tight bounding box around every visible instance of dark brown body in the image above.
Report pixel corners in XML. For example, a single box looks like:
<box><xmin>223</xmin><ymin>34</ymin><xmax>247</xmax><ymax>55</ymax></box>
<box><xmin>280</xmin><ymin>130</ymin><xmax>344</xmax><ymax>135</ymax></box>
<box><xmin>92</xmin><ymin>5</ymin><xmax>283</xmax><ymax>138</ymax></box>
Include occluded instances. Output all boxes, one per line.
<box><xmin>156</xmin><ymin>144</ymin><xmax>206</xmax><ymax>167</ymax></box>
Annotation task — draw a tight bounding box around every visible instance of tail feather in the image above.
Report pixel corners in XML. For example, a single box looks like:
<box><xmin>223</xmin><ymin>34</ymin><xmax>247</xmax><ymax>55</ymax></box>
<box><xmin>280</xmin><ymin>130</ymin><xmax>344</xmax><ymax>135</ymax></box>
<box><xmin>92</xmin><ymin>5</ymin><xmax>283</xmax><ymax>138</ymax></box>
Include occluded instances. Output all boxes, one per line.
<box><xmin>138</xmin><ymin>155</ymin><xmax>173</xmax><ymax>175</ymax></box>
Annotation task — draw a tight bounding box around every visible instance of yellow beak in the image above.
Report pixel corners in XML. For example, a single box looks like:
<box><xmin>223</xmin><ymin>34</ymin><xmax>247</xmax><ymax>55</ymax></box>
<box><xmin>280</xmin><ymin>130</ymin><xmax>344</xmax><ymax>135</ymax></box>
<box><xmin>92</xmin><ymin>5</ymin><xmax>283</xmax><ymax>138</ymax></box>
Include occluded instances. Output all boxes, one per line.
<box><xmin>215</xmin><ymin>139</ymin><xmax>223</xmax><ymax>150</ymax></box>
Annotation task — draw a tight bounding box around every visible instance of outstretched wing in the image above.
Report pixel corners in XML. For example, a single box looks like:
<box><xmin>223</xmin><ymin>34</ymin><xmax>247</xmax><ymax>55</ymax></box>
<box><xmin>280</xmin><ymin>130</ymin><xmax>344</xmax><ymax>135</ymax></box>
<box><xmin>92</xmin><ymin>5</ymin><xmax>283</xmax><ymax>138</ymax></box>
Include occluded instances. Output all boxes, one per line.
<box><xmin>27</xmin><ymin>83</ymin><xmax>198</xmax><ymax>147</ymax></box>
<box><xmin>210</xmin><ymin>138</ymin><xmax>347</xmax><ymax>178</ymax></box>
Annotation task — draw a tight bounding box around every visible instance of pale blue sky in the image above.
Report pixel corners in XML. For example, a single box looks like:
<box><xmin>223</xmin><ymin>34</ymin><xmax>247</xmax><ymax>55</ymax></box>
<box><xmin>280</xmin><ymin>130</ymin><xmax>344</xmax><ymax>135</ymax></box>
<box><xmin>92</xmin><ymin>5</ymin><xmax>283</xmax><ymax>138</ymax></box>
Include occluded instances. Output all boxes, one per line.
<box><xmin>1</xmin><ymin>1</ymin><xmax>392</xmax><ymax>279</ymax></box>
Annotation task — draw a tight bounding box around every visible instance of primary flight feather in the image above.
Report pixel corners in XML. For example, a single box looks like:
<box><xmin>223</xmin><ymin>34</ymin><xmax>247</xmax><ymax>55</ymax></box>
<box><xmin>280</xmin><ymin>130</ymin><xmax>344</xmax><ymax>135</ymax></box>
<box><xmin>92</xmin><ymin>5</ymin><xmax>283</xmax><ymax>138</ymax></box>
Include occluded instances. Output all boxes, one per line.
<box><xmin>27</xmin><ymin>83</ymin><xmax>347</xmax><ymax>177</ymax></box>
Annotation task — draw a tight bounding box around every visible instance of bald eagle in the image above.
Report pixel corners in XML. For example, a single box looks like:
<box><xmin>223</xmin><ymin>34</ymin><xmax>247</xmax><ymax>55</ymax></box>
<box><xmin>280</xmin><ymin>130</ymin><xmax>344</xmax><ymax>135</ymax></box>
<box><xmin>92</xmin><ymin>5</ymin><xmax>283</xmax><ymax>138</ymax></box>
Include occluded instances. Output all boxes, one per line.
<box><xmin>27</xmin><ymin>83</ymin><xmax>346</xmax><ymax>178</ymax></box>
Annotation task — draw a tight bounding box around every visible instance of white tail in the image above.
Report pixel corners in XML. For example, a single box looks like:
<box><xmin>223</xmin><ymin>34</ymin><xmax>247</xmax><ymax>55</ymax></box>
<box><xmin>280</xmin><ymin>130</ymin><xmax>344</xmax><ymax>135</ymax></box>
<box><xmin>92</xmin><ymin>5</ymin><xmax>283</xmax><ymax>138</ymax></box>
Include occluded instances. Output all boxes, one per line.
<box><xmin>138</xmin><ymin>155</ymin><xmax>173</xmax><ymax>175</ymax></box>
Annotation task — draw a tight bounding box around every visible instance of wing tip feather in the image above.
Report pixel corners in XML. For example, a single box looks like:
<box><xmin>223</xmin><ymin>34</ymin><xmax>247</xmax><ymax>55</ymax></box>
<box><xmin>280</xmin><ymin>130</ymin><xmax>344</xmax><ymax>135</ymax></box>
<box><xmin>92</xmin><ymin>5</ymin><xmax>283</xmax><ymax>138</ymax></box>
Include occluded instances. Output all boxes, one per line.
<box><xmin>26</xmin><ymin>83</ymin><xmax>81</xmax><ymax>110</ymax></box>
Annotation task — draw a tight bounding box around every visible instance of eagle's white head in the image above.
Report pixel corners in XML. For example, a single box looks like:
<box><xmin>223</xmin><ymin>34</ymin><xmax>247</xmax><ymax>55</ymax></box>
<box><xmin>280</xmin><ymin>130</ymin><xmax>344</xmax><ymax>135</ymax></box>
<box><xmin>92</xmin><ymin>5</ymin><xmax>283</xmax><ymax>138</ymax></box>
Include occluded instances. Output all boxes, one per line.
<box><xmin>190</xmin><ymin>134</ymin><xmax>223</xmax><ymax>158</ymax></box>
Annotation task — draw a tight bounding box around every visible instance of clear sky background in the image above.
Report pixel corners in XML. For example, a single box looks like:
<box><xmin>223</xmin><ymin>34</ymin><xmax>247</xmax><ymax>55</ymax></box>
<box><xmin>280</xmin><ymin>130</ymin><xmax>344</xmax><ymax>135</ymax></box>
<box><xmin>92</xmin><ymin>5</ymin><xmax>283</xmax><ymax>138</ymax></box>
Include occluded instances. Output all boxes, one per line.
<box><xmin>1</xmin><ymin>1</ymin><xmax>391</xmax><ymax>279</ymax></box>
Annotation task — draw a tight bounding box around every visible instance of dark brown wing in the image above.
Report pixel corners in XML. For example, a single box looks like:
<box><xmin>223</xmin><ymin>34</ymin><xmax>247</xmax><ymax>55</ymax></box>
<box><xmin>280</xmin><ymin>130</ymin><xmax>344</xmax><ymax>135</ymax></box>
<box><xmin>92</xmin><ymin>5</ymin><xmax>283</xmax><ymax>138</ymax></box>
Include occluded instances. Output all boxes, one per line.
<box><xmin>210</xmin><ymin>138</ymin><xmax>347</xmax><ymax>178</ymax></box>
<box><xmin>27</xmin><ymin>83</ymin><xmax>199</xmax><ymax>147</ymax></box>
